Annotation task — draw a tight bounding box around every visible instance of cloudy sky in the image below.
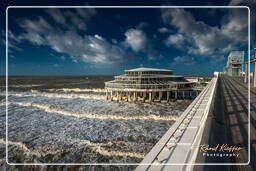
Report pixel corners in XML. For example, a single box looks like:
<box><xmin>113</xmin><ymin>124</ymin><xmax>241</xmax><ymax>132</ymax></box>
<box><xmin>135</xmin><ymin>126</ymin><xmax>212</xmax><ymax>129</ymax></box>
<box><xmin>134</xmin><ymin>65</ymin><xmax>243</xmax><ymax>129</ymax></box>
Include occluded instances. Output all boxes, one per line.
<box><xmin>0</xmin><ymin>0</ymin><xmax>253</xmax><ymax>75</ymax></box>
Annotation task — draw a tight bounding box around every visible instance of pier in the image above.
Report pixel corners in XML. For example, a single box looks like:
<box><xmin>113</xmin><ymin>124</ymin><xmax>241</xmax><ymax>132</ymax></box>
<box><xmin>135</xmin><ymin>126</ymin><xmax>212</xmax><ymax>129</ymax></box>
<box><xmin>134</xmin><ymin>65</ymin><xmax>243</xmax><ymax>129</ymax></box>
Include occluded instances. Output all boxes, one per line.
<box><xmin>105</xmin><ymin>68</ymin><xmax>204</xmax><ymax>102</ymax></box>
<box><xmin>136</xmin><ymin>74</ymin><xmax>256</xmax><ymax>171</ymax></box>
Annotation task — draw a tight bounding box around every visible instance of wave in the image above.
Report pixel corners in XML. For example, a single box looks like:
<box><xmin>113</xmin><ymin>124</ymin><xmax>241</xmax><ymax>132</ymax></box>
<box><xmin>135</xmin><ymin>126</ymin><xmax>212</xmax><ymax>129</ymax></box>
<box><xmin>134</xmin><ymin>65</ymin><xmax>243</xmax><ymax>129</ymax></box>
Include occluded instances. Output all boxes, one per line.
<box><xmin>46</xmin><ymin>88</ymin><xmax>106</xmax><ymax>93</ymax></box>
<box><xmin>0</xmin><ymin>138</ymin><xmax>145</xmax><ymax>159</ymax></box>
<box><xmin>2</xmin><ymin>91</ymin><xmax>105</xmax><ymax>100</ymax></box>
<box><xmin>4</xmin><ymin>101</ymin><xmax>178</xmax><ymax>121</ymax></box>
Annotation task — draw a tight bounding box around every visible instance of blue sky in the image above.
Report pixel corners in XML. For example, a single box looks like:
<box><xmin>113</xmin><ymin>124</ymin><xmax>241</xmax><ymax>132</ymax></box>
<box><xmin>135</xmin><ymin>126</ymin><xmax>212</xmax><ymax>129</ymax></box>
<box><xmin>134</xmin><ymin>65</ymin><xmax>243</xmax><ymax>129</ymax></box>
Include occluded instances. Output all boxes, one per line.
<box><xmin>0</xmin><ymin>0</ymin><xmax>254</xmax><ymax>75</ymax></box>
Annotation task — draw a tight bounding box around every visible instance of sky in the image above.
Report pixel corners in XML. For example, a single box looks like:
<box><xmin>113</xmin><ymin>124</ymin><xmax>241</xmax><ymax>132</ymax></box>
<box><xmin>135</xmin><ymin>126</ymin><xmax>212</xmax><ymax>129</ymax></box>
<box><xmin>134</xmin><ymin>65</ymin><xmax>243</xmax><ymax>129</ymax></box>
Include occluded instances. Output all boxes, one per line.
<box><xmin>0</xmin><ymin>0</ymin><xmax>255</xmax><ymax>76</ymax></box>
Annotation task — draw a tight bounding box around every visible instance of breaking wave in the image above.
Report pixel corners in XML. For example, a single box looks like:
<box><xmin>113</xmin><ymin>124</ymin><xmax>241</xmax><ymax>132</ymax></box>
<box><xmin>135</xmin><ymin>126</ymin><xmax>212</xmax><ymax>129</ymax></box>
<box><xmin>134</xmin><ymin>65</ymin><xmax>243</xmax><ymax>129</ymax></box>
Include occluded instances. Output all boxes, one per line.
<box><xmin>46</xmin><ymin>88</ymin><xmax>106</xmax><ymax>93</ymax></box>
<box><xmin>2</xmin><ymin>91</ymin><xmax>105</xmax><ymax>100</ymax></box>
<box><xmin>0</xmin><ymin>138</ymin><xmax>145</xmax><ymax>159</ymax></box>
<box><xmin>4</xmin><ymin>101</ymin><xmax>178</xmax><ymax>121</ymax></box>
<box><xmin>1</xmin><ymin>88</ymin><xmax>189</xmax><ymax>164</ymax></box>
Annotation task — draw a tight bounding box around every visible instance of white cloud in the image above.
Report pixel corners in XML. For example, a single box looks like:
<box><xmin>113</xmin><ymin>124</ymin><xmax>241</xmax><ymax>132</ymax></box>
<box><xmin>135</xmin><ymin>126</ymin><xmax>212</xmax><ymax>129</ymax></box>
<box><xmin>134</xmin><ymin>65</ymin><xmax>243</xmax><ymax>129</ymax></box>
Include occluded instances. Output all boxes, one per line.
<box><xmin>45</xmin><ymin>9</ymin><xmax>66</xmax><ymax>24</ymax></box>
<box><xmin>17</xmin><ymin>16</ymin><xmax>129</xmax><ymax>66</ymax></box>
<box><xmin>76</xmin><ymin>8</ymin><xmax>97</xmax><ymax>20</ymax></box>
<box><xmin>172</xmin><ymin>56</ymin><xmax>195</xmax><ymax>66</ymax></box>
<box><xmin>228</xmin><ymin>0</ymin><xmax>244</xmax><ymax>5</ymax></box>
<box><xmin>166</xmin><ymin>34</ymin><xmax>185</xmax><ymax>48</ymax></box>
<box><xmin>124</xmin><ymin>29</ymin><xmax>147</xmax><ymax>52</ymax></box>
<box><xmin>44</xmin><ymin>8</ymin><xmax>97</xmax><ymax>31</ymax></box>
<box><xmin>53</xmin><ymin>64</ymin><xmax>61</xmax><ymax>67</ymax></box>
<box><xmin>137</xmin><ymin>22</ymin><xmax>148</xmax><ymax>29</ymax></box>
<box><xmin>64</xmin><ymin>10</ymin><xmax>87</xmax><ymax>30</ymax></box>
<box><xmin>158</xmin><ymin>27</ymin><xmax>171</xmax><ymax>33</ymax></box>
<box><xmin>0</xmin><ymin>31</ymin><xmax>23</xmax><ymax>53</ymax></box>
<box><xmin>161</xmin><ymin>8</ymin><xmax>248</xmax><ymax>59</ymax></box>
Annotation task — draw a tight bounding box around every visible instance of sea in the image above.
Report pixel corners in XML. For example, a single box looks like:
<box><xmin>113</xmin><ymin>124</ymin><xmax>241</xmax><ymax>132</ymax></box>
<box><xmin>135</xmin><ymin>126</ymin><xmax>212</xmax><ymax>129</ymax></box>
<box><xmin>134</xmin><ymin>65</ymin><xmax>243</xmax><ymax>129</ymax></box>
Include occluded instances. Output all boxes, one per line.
<box><xmin>0</xmin><ymin>76</ymin><xmax>191</xmax><ymax>170</ymax></box>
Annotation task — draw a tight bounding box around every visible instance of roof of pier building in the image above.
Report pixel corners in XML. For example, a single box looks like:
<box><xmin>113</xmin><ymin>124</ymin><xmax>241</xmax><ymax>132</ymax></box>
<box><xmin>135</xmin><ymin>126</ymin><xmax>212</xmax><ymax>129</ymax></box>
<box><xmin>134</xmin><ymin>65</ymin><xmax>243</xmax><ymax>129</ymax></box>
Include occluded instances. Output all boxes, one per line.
<box><xmin>125</xmin><ymin>67</ymin><xmax>172</xmax><ymax>72</ymax></box>
<box><xmin>124</xmin><ymin>67</ymin><xmax>173</xmax><ymax>76</ymax></box>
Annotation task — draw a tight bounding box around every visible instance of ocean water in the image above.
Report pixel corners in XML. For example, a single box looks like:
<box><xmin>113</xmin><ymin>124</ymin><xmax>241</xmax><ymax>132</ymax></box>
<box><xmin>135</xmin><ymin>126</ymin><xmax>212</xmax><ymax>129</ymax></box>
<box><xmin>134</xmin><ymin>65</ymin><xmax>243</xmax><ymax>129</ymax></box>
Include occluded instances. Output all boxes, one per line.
<box><xmin>0</xmin><ymin>76</ymin><xmax>191</xmax><ymax>170</ymax></box>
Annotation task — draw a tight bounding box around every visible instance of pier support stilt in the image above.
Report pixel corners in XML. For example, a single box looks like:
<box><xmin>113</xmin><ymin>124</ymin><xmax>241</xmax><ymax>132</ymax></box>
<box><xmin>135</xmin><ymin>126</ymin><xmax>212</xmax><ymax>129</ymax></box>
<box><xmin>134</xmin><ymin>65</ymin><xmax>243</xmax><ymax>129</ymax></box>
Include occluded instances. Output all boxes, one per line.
<box><xmin>125</xmin><ymin>92</ymin><xmax>128</xmax><ymax>102</ymax></box>
<box><xmin>128</xmin><ymin>92</ymin><xmax>131</xmax><ymax>101</ymax></box>
<box><xmin>152</xmin><ymin>92</ymin><xmax>156</xmax><ymax>102</ymax></box>
<box><xmin>167</xmin><ymin>91</ymin><xmax>170</xmax><ymax>102</ymax></box>
<box><xmin>133</xmin><ymin>92</ymin><xmax>137</xmax><ymax>102</ymax></box>
<box><xmin>149</xmin><ymin>92</ymin><xmax>152</xmax><ymax>102</ymax></box>
<box><xmin>159</xmin><ymin>92</ymin><xmax>163</xmax><ymax>101</ymax></box>
<box><xmin>106</xmin><ymin>91</ymin><xmax>109</xmax><ymax>100</ymax></box>
<box><xmin>143</xmin><ymin>92</ymin><xmax>146</xmax><ymax>102</ymax></box>
<box><xmin>110</xmin><ymin>91</ymin><xmax>113</xmax><ymax>101</ymax></box>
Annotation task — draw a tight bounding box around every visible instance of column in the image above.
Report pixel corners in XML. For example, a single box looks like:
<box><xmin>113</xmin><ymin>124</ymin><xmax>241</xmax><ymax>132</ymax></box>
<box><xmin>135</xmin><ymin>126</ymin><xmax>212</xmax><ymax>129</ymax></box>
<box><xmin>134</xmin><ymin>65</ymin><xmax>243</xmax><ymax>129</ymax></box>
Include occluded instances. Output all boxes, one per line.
<box><xmin>159</xmin><ymin>92</ymin><xmax>163</xmax><ymax>101</ymax></box>
<box><xmin>110</xmin><ymin>91</ymin><xmax>113</xmax><ymax>101</ymax></box>
<box><xmin>106</xmin><ymin>90</ymin><xmax>109</xmax><ymax>100</ymax></box>
<box><xmin>143</xmin><ymin>92</ymin><xmax>146</xmax><ymax>102</ymax></box>
<box><xmin>175</xmin><ymin>91</ymin><xmax>177</xmax><ymax>99</ymax></box>
<box><xmin>133</xmin><ymin>92</ymin><xmax>136</xmax><ymax>102</ymax></box>
<box><xmin>128</xmin><ymin>92</ymin><xmax>131</xmax><ymax>101</ymax></box>
<box><xmin>117</xmin><ymin>91</ymin><xmax>119</xmax><ymax>102</ymax></box>
<box><xmin>182</xmin><ymin>91</ymin><xmax>185</xmax><ymax>99</ymax></box>
<box><xmin>152</xmin><ymin>92</ymin><xmax>155</xmax><ymax>102</ymax></box>
<box><xmin>167</xmin><ymin>91</ymin><xmax>170</xmax><ymax>102</ymax></box>
<box><xmin>149</xmin><ymin>92</ymin><xmax>152</xmax><ymax>102</ymax></box>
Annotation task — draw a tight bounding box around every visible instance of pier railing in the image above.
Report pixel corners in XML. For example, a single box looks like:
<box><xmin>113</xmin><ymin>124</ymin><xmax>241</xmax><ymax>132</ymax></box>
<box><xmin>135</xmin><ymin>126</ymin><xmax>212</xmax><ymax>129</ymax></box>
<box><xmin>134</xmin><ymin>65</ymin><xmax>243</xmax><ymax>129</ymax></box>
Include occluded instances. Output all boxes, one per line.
<box><xmin>105</xmin><ymin>82</ymin><xmax>194</xmax><ymax>90</ymax></box>
<box><xmin>135</xmin><ymin>76</ymin><xmax>218</xmax><ymax>171</ymax></box>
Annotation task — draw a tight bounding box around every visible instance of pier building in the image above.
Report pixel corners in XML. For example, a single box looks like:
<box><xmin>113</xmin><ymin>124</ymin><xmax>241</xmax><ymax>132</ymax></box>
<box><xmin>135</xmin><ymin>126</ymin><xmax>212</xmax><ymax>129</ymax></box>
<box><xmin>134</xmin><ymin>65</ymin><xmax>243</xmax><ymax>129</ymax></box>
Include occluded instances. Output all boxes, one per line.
<box><xmin>104</xmin><ymin>67</ymin><xmax>199</xmax><ymax>102</ymax></box>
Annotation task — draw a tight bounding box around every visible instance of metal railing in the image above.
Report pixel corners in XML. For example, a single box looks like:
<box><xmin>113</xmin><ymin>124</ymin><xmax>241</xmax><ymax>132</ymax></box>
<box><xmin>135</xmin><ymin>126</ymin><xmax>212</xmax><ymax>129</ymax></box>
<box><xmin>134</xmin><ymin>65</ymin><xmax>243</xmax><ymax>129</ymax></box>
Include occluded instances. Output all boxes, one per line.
<box><xmin>105</xmin><ymin>82</ymin><xmax>196</xmax><ymax>90</ymax></box>
<box><xmin>135</xmin><ymin>77</ymin><xmax>217</xmax><ymax>171</ymax></box>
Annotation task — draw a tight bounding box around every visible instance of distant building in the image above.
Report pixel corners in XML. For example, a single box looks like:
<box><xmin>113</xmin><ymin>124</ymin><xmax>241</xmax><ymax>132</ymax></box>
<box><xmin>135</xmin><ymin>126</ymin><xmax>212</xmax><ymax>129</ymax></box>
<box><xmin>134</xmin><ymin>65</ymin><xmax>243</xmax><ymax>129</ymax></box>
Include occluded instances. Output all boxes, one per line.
<box><xmin>226</xmin><ymin>51</ymin><xmax>244</xmax><ymax>76</ymax></box>
<box><xmin>104</xmin><ymin>67</ymin><xmax>198</xmax><ymax>102</ymax></box>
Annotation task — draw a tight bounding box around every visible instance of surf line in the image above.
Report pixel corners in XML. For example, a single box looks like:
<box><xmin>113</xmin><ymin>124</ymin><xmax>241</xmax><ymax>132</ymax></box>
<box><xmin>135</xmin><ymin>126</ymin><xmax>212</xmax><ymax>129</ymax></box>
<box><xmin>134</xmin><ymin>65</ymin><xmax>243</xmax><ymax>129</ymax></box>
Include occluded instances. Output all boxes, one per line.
<box><xmin>5</xmin><ymin>102</ymin><xmax>178</xmax><ymax>121</ymax></box>
<box><xmin>1</xmin><ymin>92</ymin><xmax>105</xmax><ymax>100</ymax></box>
<box><xmin>0</xmin><ymin>138</ymin><xmax>145</xmax><ymax>159</ymax></box>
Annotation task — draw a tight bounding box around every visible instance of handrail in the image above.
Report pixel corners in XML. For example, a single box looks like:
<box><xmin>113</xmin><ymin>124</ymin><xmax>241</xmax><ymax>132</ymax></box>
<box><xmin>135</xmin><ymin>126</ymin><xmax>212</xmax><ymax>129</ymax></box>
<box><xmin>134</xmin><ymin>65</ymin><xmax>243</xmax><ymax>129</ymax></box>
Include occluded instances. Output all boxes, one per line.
<box><xmin>135</xmin><ymin>79</ymin><xmax>215</xmax><ymax>171</ymax></box>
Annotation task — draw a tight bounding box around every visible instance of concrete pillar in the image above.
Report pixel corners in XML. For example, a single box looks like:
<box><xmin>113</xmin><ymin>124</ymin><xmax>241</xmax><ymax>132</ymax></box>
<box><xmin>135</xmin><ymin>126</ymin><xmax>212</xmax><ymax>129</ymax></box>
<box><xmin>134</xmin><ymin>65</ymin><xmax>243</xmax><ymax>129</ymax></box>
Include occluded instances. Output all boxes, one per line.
<box><xmin>143</xmin><ymin>92</ymin><xmax>146</xmax><ymax>102</ymax></box>
<box><xmin>167</xmin><ymin>91</ymin><xmax>170</xmax><ymax>102</ymax></box>
<box><xmin>128</xmin><ymin>92</ymin><xmax>131</xmax><ymax>101</ymax></box>
<box><xmin>175</xmin><ymin>91</ymin><xmax>177</xmax><ymax>99</ymax></box>
<box><xmin>119</xmin><ymin>92</ymin><xmax>122</xmax><ymax>101</ymax></box>
<box><xmin>182</xmin><ymin>91</ymin><xmax>185</xmax><ymax>99</ymax></box>
<box><xmin>149</xmin><ymin>92</ymin><xmax>152</xmax><ymax>102</ymax></box>
<box><xmin>116</xmin><ymin>91</ymin><xmax>119</xmax><ymax>102</ymax></box>
<box><xmin>124</xmin><ymin>92</ymin><xmax>126</xmax><ymax>100</ymax></box>
<box><xmin>159</xmin><ymin>92</ymin><xmax>163</xmax><ymax>101</ymax></box>
<box><xmin>110</xmin><ymin>91</ymin><xmax>113</xmax><ymax>101</ymax></box>
<box><xmin>106</xmin><ymin>90</ymin><xmax>109</xmax><ymax>100</ymax></box>
<box><xmin>133</xmin><ymin>92</ymin><xmax>137</xmax><ymax>102</ymax></box>
<box><xmin>152</xmin><ymin>92</ymin><xmax>155</xmax><ymax>102</ymax></box>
